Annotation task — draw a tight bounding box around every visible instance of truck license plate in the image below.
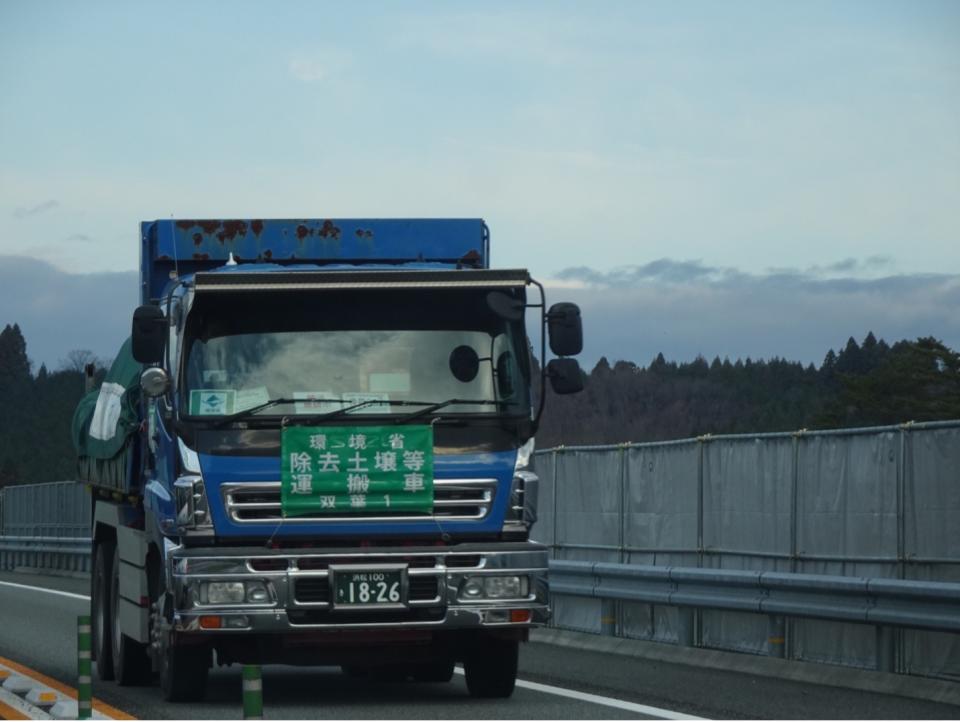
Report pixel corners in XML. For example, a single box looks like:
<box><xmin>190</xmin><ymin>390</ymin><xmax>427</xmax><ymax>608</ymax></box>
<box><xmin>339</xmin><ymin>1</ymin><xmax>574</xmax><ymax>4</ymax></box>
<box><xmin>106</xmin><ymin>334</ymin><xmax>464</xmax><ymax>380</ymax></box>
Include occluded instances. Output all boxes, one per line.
<box><xmin>332</xmin><ymin>568</ymin><xmax>405</xmax><ymax>607</ymax></box>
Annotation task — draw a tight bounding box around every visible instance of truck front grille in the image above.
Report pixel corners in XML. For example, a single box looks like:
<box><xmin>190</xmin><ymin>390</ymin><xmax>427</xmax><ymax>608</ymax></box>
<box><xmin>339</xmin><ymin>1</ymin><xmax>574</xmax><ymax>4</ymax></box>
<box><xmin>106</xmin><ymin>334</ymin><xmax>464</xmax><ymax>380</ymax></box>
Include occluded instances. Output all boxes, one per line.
<box><xmin>294</xmin><ymin>578</ymin><xmax>330</xmax><ymax>603</ymax></box>
<box><xmin>222</xmin><ymin>479</ymin><xmax>497</xmax><ymax>524</ymax></box>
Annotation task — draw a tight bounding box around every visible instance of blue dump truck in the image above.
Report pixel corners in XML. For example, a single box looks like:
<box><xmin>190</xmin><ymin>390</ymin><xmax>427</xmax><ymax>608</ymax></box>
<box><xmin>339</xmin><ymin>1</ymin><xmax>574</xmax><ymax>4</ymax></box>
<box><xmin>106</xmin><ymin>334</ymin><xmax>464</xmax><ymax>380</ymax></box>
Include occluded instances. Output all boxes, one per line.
<box><xmin>72</xmin><ymin>219</ymin><xmax>584</xmax><ymax>701</ymax></box>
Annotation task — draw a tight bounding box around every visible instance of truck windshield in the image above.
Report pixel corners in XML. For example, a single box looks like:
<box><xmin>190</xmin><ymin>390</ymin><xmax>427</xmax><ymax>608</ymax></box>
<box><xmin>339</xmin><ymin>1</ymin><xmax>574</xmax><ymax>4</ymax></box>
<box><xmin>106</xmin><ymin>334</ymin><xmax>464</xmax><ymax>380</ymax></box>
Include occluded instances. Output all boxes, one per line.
<box><xmin>180</xmin><ymin>287</ymin><xmax>532</xmax><ymax>421</ymax></box>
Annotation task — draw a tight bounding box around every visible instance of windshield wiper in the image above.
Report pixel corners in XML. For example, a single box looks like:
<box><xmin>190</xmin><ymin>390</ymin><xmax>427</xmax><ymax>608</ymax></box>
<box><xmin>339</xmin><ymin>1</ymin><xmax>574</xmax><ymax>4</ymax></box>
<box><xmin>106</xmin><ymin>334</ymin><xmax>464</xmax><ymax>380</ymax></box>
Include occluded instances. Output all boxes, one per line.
<box><xmin>210</xmin><ymin>397</ymin><xmax>502</xmax><ymax>428</ymax></box>
<box><xmin>393</xmin><ymin>399</ymin><xmax>499</xmax><ymax>425</ymax></box>
<box><xmin>210</xmin><ymin>397</ymin><xmax>301</xmax><ymax>428</ymax></box>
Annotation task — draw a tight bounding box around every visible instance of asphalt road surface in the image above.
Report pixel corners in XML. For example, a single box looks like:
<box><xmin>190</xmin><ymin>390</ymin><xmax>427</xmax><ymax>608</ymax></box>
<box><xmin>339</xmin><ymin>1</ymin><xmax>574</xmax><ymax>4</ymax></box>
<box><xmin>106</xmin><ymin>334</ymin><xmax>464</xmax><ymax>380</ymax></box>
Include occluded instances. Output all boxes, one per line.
<box><xmin>1</xmin><ymin>571</ymin><xmax>957</xmax><ymax>720</ymax></box>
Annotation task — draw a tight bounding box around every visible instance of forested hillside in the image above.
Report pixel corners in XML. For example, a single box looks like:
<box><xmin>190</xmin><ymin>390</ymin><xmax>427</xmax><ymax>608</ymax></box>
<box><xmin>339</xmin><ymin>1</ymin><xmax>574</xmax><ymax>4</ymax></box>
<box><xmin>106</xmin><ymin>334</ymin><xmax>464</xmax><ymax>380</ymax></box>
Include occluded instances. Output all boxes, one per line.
<box><xmin>0</xmin><ymin>324</ymin><xmax>105</xmax><ymax>487</ymax></box>
<box><xmin>535</xmin><ymin>332</ymin><xmax>960</xmax><ymax>447</ymax></box>
<box><xmin>1</xmin><ymin>322</ymin><xmax>958</xmax><ymax>485</ymax></box>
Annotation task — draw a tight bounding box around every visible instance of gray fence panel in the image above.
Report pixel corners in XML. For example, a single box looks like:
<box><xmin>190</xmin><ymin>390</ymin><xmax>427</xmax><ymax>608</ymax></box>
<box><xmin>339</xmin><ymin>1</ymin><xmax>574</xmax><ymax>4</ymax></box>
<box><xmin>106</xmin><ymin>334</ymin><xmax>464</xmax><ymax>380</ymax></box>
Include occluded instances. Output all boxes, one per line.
<box><xmin>621</xmin><ymin>442</ymin><xmax>699</xmax><ymax>643</ymax></box>
<box><xmin>539</xmin><ymin>421</ymin><xmax>960</xmax><ymax>680</ymax></box>
<box><xmin>794</xmin><ymin>432</ymin><xmax>900</xmax><ymax>668</ymax></box>
<box><xmin>903</xmin><ymin>426</ymin><xmax>960</xmax><ymax>679</ymax></box>
<box><xmin>701</xmin><ymin>437</ymin><xmax>794</xmax><ymax>653</ymax></box>
<box><xmin>530</xmin><ymin>451</ymin><xmax>556</xmax><ymax>553</ymax></box>
<box><xmin>551</xmin><ymin>449</ymin><xmax>621</xmax><ymax>632</ymax></box>
<box><xmin>1</xmin><ymin>482</ymin><xmax>90</xmax><ymax>539</ymax></box>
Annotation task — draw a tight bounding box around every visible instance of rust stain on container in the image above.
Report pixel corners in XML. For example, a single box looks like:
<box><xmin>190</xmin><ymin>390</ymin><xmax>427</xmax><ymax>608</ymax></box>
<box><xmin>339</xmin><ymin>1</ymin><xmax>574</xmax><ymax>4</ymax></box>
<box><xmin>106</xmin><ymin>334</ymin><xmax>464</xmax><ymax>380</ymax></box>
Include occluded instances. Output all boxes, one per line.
<box><xmin>319</xmin><ymin>220</ymin><xmax>341</xmax><ymax>240</ymax></box>
<box><xmin>192</xmin><ymin>252</ymin><xmax>210</xmax><ymax>260</ymax></box>
<box><xmin>460</xmin><ymin>249</ymin><xmax>482</xmax><ymax>265</ymax></box>
<box><xmin>296</xmin><ymin>224</ymin><xmax>311</xmax><ymax>240</ymax></box>
<box><xmin>263</xmin><ymin>249</ymin><xmax>273</xmax><ymax>259</ymax></box>
<box><xmin>193</xmin><ymin>233</ymin><xmax>203</xmax><ymax>246</ymax></box>
<box><xmin>319</xmin><ymin>220</ymin><xmax>340</xmax><ymax>239</ymax></box>
<box><xmin>217</xmin><ymin>220</ymin><xmax>248</xmax><ymax>243</ymax></box>
<box><xmin>176</xmin><ymin>220</ymin><xmax>220</xmax><ymax>234</ymax></box>
<box><xmin>251</xmin><ymin>219</ymin><xmax>264</xmax><ymax>236</ymax></box>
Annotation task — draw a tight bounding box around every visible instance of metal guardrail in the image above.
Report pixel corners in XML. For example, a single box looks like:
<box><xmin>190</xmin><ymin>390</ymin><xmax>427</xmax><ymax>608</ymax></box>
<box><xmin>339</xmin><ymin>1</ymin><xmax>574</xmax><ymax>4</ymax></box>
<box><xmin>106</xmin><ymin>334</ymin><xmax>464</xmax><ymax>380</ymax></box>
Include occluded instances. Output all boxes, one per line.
<box><xmin>2</xmin><ymin>533</ymin><xmax>957</xmax><ymax>675</ymax></box>
<box><xmin>0</xmin><ymin>536</ymin><xmax>91</xmax><ymax>574</ymax></box>
<box><xmin>548</xmin><ymin>560</ymin><xmax>960</xmax><ymax>672</ymax></box>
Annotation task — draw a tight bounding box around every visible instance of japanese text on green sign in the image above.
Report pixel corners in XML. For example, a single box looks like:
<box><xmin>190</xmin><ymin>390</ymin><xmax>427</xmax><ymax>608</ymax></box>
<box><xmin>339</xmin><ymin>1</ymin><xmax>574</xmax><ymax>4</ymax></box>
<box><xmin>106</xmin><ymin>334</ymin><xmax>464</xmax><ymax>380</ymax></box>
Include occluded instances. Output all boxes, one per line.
<box><xmin>280</xmin><ymin>426</ymin><xmax>434</xmax><ymax>516</ymax></box>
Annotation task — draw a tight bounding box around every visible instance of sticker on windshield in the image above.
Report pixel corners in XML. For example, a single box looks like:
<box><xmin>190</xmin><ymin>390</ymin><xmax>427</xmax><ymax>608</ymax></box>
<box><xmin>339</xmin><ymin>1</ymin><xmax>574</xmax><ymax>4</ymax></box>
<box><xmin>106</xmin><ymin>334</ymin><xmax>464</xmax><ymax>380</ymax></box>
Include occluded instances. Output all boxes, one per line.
<box><xmin>342</xmin><ymin>392</ymin><xmax>391</xmax><ymax>414</ymax></box>
<box><xmin>202</xmin><ymin>369</ymin><xmax>228</xmax><ymax>385</ymax></box>
<box><xmin>293</xmin><ymin>392</ymin><xmax>391</xmax><ymax>415</ymax></box>
<box><xmin>189</xmin><ymin>389</ymin><xmax>236</xmax><ymax>416</ymax></box>
<box><xmin>235</xmin><ymin>387</ymin><xmax>270</xmax><ymax>412</ymax></box>
<box><xmin>294</xmin><ymin>391</ymin><xmax>339</xmax><ymax>415</ymax></box>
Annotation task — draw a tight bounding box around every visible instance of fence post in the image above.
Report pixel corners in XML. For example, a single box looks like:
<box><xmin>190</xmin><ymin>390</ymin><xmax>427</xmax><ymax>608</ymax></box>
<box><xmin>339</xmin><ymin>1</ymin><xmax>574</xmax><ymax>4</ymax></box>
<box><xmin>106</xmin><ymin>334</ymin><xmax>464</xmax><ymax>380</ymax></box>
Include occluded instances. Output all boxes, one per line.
<box><xmin>896</xmin><ymin>423</ymin><xmax>912</xmax><ymax>674</ymax></box>
<box><xmin>696</xmin><ymin>436</ymin><xmax>708</xmax><ymax>648</ymax></box>
<box><xmin>767</xmin><ymin>615</ymin><xmax>786</xmax><ymax>658</ymax></box>
<box><xmin>876</xmin><ymin>626</ymin><xmax>895</xmax><ymax>673</ymax></box>
<box><xmin>601</xmin><ymin>598</ymin><xmax>617</xmax><ymax>637</ymax></box>
<box><xmin>552</xmin><ymin>448</ymin><xmax>560</xmax><ymax>560</ymax></box>
<box><xmin>613</xmin><ymin>444</ymin><xmax>628</xmax><ymax>638</ymax></box>
<box><xmin>788</xmin><ymin>429</ymin><xmax>804</xmax><ymax>661</ymax></box>
<box><xmin>243</xmin><ymin>665</ymin><xmax>263</xmax><ymax>719</ymax></box>
<box><xmin>677</xmin><ymin>608</ymin><xmax>695</xmax><ymax>647</ymax></box>
<box><xmin>77</xmin><ymin>615</ymin><xmax>92</xmax><ymax>720</ymax></box>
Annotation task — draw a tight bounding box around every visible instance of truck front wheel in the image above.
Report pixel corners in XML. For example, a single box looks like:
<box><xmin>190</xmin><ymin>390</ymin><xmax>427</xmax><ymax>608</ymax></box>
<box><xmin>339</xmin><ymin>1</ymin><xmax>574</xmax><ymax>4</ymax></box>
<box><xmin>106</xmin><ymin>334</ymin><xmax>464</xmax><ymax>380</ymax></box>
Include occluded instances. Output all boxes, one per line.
<box><xmin>92</xmin><ymin>543</ymin><xmax>115</xmax><ymax>682</ymax></box>
<box><xmin>463</xmin><ymin>637</ymin><xmax>518</xmax><ymax>698</ymax></box>
<box><xmin>160</xmin><ymin>638</ymin><xmax>210</xmax><ymax>702</ymax></box>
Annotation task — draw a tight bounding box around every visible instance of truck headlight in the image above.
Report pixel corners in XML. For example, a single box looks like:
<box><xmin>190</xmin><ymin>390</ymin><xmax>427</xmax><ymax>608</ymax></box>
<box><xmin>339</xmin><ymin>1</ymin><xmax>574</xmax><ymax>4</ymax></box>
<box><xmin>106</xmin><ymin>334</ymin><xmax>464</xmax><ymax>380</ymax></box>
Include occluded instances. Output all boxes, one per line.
<box><xmin>204</xmin><ymin>582</ymin><xmax>245</xmax><ymax>604</ymax></box>
<box><xmin>174</xmin><ymin>475</ymin><xmax>213</xmax><ymax>533</ymax></box>
<box><xmin>458</xmin><ymin>575</ymin><xmax>529</xmax><ymax>601</ymax></box>
<box><xmin>246</xmin><ymin>581</ymin><xmax>270</xmax><ymax>603</ymax></box>
<box><xmin>198</xmin><ymin>580</ymin><xmax>273</xmax><ymax>605</ymax></box>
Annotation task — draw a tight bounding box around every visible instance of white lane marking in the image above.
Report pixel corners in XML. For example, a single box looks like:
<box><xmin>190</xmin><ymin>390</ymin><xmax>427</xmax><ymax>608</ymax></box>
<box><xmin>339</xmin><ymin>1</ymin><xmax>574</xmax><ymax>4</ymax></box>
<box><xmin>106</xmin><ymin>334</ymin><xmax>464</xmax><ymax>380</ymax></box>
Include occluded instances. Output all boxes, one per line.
<box><xmin>0</xmin><ymin>580</ymin><xmax>90</xmax><ymax>601</ymax></box>
<box><xmin>454</xmin><ymin>667</ymin><xmax>706</xmax><ymax>720</ymax></box>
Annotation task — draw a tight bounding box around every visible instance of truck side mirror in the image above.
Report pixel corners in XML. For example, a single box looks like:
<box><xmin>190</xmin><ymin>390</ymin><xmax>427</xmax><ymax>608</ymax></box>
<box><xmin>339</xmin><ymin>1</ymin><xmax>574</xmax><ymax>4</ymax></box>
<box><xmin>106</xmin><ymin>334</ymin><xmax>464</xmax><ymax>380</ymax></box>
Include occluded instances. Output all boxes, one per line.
<box><xmin>546</xmin><ymin>358</ymin><xmax>584</xmax><ymax>395</ymax></box>
<box><xmin>547</xmin><ymin>303</ymin><xmax>583</xmax><ymax>356</ymax></box>
<box><xmin>132</xmin><ymin>305</ymin><xmax>166</xmax><ymax>364</ymax></box>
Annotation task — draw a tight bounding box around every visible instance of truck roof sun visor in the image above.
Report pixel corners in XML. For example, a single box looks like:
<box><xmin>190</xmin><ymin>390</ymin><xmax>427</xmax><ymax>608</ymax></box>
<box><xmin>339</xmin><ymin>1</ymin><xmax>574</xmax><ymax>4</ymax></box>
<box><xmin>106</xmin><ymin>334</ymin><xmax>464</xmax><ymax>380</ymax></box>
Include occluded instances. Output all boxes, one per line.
<box><xmin>192</xmin><ymin>269</ymin><xmax>531</xmax><ymax>293</ymax></box>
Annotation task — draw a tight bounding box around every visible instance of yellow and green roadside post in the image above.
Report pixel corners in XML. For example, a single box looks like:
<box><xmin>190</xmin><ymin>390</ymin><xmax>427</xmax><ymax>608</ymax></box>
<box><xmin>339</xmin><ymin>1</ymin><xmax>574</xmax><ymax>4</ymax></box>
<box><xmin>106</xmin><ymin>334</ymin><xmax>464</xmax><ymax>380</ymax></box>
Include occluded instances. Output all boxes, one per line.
<box><xmin>77</xmin><ymin>615</ymin><xmax>92</xmax><ymax>719</ymax></box>
<box><xmin>242</xmin><ymin>665</ymin><xmax>263</xmax><ymax>719</ymax></box>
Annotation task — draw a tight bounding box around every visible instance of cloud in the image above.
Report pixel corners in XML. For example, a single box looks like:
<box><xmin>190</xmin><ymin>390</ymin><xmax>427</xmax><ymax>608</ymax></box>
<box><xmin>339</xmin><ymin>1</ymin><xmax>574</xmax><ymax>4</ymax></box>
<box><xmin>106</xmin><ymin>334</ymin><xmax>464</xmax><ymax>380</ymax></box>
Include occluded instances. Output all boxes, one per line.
<box><xmin>12</xmin><ymin>200</ymin><xmax>59</xmax><ymax>219</ymax></box>
<box><xmin>545</xmin><ymin>260</ymin><xmax>960</xmax><ymax>368</ymax></box>
<box><xmin>65</xmin><ymin>233</ymin><xmax>93</xmax><ymax>242</ymax></box>
<box><xmin>0</xmin><ymin>255</ymin><xmax>136</xmax><ymax>370</ymax></box>
<box><xmin>288</xmin><ymin>52</ymin><xmax>351</xmax><ymax>83</ymax></box>
<box><xmin>2</xmin><ymin>252</ymin><xmax>957</xmax><ymax>378</ymax></box>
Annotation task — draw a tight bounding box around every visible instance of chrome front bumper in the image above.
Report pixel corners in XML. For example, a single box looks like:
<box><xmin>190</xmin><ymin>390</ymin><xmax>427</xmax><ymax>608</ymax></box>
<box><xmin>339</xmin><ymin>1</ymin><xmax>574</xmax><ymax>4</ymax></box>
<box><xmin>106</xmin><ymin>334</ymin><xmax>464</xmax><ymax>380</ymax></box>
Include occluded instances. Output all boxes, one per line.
<box><xmin>167</xmin><ymin>541</ymin><xmax>549</xmax><ymax>633</ymax></box>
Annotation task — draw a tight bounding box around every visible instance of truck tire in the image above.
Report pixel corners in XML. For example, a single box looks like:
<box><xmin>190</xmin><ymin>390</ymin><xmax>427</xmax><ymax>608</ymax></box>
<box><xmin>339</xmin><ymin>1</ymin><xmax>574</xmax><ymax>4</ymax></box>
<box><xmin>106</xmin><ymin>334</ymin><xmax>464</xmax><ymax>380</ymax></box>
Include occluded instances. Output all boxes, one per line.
<box><xmin>464</xmin><ymin>638</ymin><xmax>518</xmax><ymax>698</ymax></box>
<box><xmin>412</xmin><ymin>659</ymin><xmax>455</xmax><ymax>683</ymax></box>
<box><xmin>160</xmin><ymin>637</ymin><xmax>209</xmax><ymax>702</ymax></box>
<box><xmin>110</xmin><ymin>552</ymin><xmax>151</xmax><ymax>685</ymax></box>
<box><xmin>92</xmin><ymin>543</ymin><xmax>115</xmax><ymax>682</ymax></box>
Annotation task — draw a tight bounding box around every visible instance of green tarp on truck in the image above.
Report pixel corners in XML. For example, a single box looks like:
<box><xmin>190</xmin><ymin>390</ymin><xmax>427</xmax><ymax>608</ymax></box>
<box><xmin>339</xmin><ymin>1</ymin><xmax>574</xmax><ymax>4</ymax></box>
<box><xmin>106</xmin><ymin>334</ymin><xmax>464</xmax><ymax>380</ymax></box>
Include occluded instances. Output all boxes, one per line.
<box><xmin>71</xmin><ymin>338</ymin><xmax>142</xmax><ymax>490</ymax></box>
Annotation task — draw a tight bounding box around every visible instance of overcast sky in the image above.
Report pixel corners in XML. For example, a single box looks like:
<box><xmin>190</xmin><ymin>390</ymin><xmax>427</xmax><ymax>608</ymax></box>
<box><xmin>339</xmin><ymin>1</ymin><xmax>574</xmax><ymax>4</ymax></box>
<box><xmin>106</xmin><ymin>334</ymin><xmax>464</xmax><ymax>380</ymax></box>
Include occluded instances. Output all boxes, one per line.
<box><xmin>1</xmin><ymin>1</ymin><xmax>958</xmax><ymax>370</ymax></box>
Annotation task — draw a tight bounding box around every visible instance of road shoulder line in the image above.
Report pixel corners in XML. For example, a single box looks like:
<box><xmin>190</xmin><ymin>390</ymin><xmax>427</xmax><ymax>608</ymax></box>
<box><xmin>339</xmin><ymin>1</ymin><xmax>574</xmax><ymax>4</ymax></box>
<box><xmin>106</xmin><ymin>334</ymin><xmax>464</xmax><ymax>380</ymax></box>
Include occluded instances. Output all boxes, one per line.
<box><xmin>453</xmin><ymin>667</ymin><xmax>703</xmax><ymax>719</ymax></box>
<box><xmin>532</xmin><ymin>628</ymin><xmax>960</xmax><ymax>708</ymax></box>
<box><xmin>0</xmin><ymin>581</ymin><xmax>88</xmax><ymax>602</ymax></box>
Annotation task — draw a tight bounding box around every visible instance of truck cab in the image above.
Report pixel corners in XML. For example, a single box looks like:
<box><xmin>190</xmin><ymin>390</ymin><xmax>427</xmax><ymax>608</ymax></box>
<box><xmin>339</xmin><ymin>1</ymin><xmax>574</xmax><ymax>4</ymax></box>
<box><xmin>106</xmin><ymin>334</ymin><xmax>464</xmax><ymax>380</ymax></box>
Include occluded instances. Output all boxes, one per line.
<box><xmin>79</xmin><ymin>219</ymin><xmax>584</xmax><ymax>701</ymax></box>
